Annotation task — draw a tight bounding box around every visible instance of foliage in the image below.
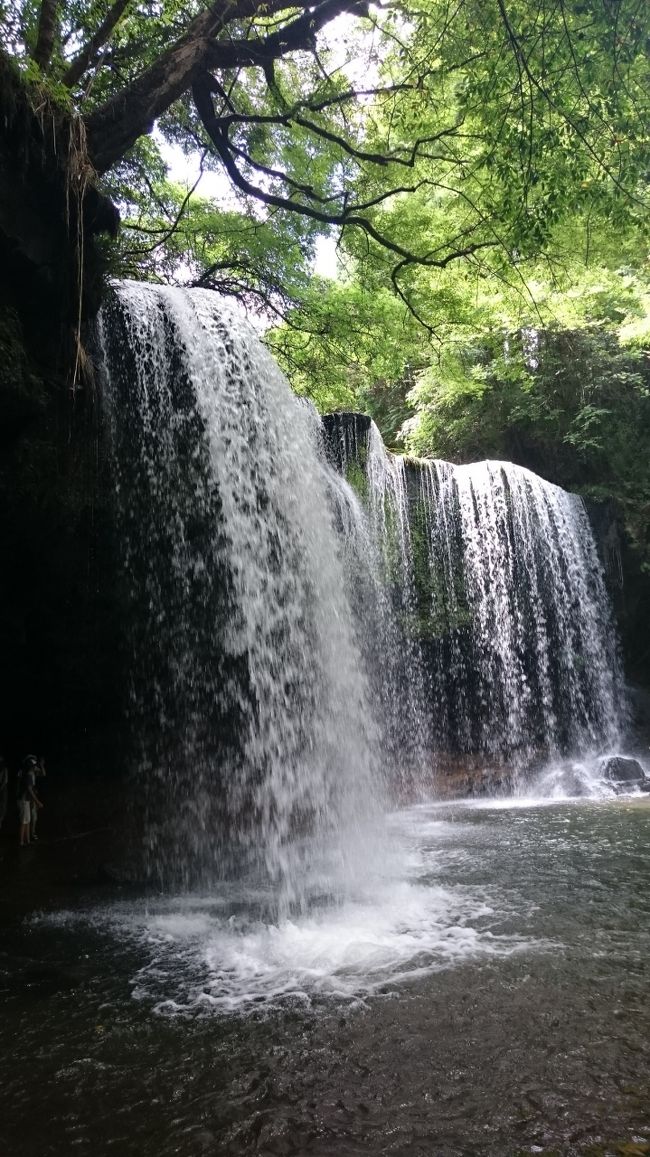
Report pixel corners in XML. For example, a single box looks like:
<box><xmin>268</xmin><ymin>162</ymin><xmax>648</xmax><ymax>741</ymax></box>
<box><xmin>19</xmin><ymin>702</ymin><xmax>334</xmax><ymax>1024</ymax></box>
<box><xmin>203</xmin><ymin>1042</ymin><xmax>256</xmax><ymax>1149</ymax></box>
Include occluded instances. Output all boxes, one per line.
<box><xmin>269</xmin><ymin>280</ymin><xmax>427</xmax><ymax>438</ymax></box>
<box><xmin>3</xmin><ymin>0</ymin><xmax>650</xmax><ymax>571</ymax></box>
<box><xmin>114</xmin><ymin>181</ymin><xmax>318</xmax><ymax>316</ymax></box>
<box><xmin>406</xmin><ymin>321</ymin><xmax>650</xmax><ymax>566</ymax></box>
<box><xmin>2</xmin><ymin>0</ymin><xmax>648</xmax><ymax>325</ymax></box>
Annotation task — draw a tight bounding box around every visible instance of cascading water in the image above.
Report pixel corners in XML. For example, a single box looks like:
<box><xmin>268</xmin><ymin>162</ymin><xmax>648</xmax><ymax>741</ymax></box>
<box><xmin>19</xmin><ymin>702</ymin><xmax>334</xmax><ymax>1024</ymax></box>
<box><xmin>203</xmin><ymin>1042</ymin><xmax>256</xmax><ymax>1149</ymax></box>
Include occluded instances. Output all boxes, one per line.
<box><xmin>99</xmin><ymin>280</ymin><xmax>630</xmax><ymax>906</ymax></box>
<box><xmin>323</xmin><ymin>415</ymin><xmax>627</xmax><ymax>793</ymax></box>
<box><xmin>43</xmin><ymin>285</ymin><xmax>639</xmax><ymax>1025</ymax></box>
<box><xmin>323</xmin><ymin>414</ymin><xmax>431</xmax><ymax>793</ymax></box>
<box><xmin>421</xmin><ymin>458</ymin><xmax>625</xmax><ymax>765</ymax></box>
<box><xmin>98</xmin><ymin>282</ymin><xmax>383</xmax><ymax>903</ymax></box>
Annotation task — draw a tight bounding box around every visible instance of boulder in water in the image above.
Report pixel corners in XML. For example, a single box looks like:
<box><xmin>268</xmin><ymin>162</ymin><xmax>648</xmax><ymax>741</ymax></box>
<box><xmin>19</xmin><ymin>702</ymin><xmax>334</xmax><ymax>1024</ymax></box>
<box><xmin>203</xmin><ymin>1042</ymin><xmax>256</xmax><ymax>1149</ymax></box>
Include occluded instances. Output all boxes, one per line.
<box><xmin>558</xmin><ymin>767</ymin><xmax>591</xmax><ymax>797</ymax></box>
<box><xmin>599</xmin><ymin>756</ymin><xmax>648</xmax><ymax>789</ymax></box>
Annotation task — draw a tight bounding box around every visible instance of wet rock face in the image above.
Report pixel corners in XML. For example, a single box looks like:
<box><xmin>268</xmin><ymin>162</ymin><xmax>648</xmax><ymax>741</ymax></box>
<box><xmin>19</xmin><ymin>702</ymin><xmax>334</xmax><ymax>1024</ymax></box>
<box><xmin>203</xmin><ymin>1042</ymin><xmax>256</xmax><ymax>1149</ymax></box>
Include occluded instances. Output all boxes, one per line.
<box><xmin>599</xmin><ymin>756</ymin><xmax>648</xmax><ymax>789</ymax></box>
<box><xmin>321</xmin><ymin>412</ymin><xmax>372</xmax><ymax>474</ymax></box>
<box><xmin>0</xmin><ymin>57</ymin><xmax>122</xmax><ymax>775</ymax></box>
<box><xmin>586</xmin><ymin>502</ymin><xmax>650</xmax><ymax>691</ymax></box>
<box><xmin>426</xmin><ymin>754</ymin><xmax>515</xmax><ymax>800</ymax></box>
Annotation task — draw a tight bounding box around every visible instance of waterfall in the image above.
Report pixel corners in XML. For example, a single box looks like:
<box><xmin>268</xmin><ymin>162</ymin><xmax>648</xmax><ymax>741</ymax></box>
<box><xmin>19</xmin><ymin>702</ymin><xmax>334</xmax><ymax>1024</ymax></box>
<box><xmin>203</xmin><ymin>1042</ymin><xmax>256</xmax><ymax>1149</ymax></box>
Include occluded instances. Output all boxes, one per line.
<box><xmin>322</xmin><ymin>415</ymin><xmax>431</xmax><ymax>792</ymax></box>
<box><xmin>98</xmin><ymin>285</ymin><xmax>626</xmax><ymax>891</ymax></box>
<box><xmin>322</xmin><ymin>416</ymin><xmax>625</xmax><ymax>781</ymax></box>
<box><xmin>98</xmin><ymin>283</ymin><xmax>383</xmax><ymax>902</ymax></box>
<box><xmin>424</xmin><ymin>459</ymin><xmax>624</xmax><ymax>765</ymax></box>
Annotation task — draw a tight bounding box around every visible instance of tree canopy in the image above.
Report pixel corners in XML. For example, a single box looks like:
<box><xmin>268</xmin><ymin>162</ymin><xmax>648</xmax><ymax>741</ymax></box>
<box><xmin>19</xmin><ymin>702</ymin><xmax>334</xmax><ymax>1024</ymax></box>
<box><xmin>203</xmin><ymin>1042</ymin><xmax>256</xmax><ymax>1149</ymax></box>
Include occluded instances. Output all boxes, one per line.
<box><xmin>2</xmin><ymin>0</ymin><xmax>650</xmax><ymax>564</ymax></box>
<box><xmin>2</xmin><ymin>0</ymin><xmax>648</xmax><ymax>316</ymax></box>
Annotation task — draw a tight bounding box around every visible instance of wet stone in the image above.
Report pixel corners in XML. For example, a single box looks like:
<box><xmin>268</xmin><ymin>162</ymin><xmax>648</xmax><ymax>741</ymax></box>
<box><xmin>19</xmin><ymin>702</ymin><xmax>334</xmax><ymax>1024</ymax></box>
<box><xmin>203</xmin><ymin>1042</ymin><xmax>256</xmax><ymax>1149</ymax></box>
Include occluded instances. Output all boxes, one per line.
<box><xmin>600</xmin><ymin>756</ymin><xmax>647</xmax><ymax>788</ymax></box>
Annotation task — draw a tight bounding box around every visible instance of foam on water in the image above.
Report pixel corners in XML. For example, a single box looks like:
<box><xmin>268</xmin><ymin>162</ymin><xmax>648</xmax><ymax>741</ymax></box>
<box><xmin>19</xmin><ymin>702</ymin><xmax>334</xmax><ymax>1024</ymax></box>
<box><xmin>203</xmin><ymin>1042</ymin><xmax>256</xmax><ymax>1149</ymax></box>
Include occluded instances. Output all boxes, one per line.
<box><xmin>519</xmin><ymin>750</ymin><xmax>650</xmax><ymax>802</ymax></box>
<box><xmin>32</xmin><ymin>811</ymin><xmax>540</xmax><ymax>1016</ymax></box>
<box><xmin>435</xmin><ymin>758</ymin><xmax>650</xmax><ymax>809</ymax></box>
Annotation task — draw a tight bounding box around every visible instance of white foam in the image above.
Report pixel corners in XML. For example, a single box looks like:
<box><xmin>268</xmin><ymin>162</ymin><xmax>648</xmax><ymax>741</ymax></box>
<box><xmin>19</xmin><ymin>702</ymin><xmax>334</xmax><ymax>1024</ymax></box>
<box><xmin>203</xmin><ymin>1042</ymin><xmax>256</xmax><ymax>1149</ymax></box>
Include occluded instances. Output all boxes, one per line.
<box><xmin>118</xmin><ymin>891</ymin><xmax>520</xmax><ymax>1015</ymax></box>
<box><xmin>31</xmin><ymin>811</ymin><xmax>542</xmax><ymax>1016</ymax></box>
<box><xmin>521</xmin><ymin>751</ymin><xmax>650</xmax><ymax>802</ymax></box>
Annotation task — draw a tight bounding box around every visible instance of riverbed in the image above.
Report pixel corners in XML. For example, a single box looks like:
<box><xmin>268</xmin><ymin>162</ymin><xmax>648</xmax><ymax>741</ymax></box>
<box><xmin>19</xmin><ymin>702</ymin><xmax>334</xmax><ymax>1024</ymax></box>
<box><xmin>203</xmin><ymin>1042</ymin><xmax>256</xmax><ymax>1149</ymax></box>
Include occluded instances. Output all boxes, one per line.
<box><xmin>2</xmin><ymin>798</ymin><xmax>650</xmax><ymax>1156</ymax></box>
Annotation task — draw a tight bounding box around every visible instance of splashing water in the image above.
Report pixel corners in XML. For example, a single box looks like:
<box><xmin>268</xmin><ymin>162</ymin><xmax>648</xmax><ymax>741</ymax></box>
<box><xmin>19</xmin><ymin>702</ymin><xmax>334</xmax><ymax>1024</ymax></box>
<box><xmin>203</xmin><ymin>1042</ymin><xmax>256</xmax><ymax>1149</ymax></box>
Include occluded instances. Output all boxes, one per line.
<box><xmin>31</xmin><ymin>804</ymin><xmax>540</xmax><ymax>1015</ymax></box>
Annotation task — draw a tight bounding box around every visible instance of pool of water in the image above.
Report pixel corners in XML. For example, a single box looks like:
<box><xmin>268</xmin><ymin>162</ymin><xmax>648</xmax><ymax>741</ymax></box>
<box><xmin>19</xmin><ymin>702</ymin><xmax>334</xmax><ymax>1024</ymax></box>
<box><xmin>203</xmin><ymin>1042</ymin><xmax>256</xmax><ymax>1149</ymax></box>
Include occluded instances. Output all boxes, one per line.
<box><xmin>2</xmin><ymin>799</ymin><xmax>650</xmax><ymax>1156</ymax></box>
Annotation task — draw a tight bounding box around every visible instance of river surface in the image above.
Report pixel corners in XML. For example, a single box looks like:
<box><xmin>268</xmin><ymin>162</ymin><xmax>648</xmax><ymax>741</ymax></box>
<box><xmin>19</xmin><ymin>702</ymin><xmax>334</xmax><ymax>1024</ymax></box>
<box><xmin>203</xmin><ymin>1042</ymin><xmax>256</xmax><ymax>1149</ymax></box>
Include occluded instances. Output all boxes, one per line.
<box><xmin>2</xmin><ymin>798</ymin><xmax>650</xmax><ymax>1156</ymax></box>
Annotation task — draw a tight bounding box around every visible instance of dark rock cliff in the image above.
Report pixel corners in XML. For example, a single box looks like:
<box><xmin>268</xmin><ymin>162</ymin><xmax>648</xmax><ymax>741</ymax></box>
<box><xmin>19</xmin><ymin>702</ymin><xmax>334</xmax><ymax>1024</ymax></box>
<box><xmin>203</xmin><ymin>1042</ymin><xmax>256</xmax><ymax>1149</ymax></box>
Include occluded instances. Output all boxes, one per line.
<box><xmin>584</xmin><ymin>497</ymin><xmax>650</xmax><ymax>724</ymax></box>
<box><xmin>0</xmin><ymin>55</ymin><xmax>121</xmax><ymax>775</ymax></box>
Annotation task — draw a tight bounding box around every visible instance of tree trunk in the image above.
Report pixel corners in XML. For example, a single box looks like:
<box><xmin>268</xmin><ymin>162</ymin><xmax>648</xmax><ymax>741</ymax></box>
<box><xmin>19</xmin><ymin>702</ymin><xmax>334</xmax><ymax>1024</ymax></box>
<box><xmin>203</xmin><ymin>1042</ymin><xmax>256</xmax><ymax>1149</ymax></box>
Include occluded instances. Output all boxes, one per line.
<box><xmin>32</xmin><ymin>0</ymin><xmax>59</xmax><ymax>71</ymax></box>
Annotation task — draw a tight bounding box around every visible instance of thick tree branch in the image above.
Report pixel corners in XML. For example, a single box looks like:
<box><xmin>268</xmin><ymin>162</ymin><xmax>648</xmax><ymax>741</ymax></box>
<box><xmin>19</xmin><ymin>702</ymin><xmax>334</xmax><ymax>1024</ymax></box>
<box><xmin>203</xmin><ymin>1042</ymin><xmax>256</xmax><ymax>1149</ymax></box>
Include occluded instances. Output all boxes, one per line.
<box><xmin>225</xmin><ymin>138</ymin><xmax>340</xmax><ymax>206</ymax></box>
<box><xmin>203</xmin><ymin>0</ymin><xmax>369</xmax><ymax>71</ymax></box>
<box><xmin>85</xmin><ymin>0</ymin><xmax>365</xmax><ymax>173</ymax></box>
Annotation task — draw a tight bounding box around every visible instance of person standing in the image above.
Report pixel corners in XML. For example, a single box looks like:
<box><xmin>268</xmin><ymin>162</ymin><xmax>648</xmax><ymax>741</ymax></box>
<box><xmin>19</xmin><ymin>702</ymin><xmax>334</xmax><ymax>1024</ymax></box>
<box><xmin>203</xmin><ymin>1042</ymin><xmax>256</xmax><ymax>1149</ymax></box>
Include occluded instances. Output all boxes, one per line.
<box><xmin>18</xmin><ymin>756</ymin><xmax>42</xmax><ymax>846</ymax></box>
<box><xmin>30</xmin><ymin>755</ymin><xmax>46</xmax><ymax>842</ymax></box>
<box><xmin>0</xmin><ymin>755</ymin><xmax>8</xmax><ymax>832</ymax></box>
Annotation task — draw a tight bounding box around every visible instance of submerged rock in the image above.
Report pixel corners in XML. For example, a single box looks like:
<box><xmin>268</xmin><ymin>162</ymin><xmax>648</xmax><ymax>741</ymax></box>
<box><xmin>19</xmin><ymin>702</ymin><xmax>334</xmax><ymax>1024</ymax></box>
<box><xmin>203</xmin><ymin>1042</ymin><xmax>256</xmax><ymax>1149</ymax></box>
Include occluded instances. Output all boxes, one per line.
<box><xmin>556</xmin><ymin>767</ymin><xmax>591</xmax><ymax>797</ymax></box>
<box><xmin>599</xmin><ymin>755</ymin><xmax>648</xmax><ymax>789</ymax></box>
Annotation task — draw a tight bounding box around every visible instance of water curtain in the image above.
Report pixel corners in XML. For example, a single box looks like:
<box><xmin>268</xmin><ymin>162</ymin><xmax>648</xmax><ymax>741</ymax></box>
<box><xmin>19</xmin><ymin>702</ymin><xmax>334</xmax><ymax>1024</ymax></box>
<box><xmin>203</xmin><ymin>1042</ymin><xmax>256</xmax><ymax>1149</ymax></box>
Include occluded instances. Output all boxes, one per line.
<box><xmin>98</xmin><ymin>286</ymin><xmax>624</xmax><ymax>889</ymax></box>
<box><xmin>325</xmin><ymin>414</ymin><xmax>624</xmax><ymax>771</ymax></box>
<box><xmin>99</xmin><ymin>283</ymin><xmax>382</xmax><ymax>901</ymax></box>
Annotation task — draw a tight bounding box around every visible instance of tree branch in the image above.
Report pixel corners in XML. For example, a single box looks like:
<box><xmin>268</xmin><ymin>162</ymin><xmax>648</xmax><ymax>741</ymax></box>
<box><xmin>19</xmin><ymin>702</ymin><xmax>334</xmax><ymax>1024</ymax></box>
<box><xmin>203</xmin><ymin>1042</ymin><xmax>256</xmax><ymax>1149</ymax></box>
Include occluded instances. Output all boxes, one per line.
<box><xmin>224</xmin><ymin>131</ymin><xmax>439</xmax><ymax>212</ymax></box>
<box><xmin>494</xmin><ymin>0</ymin><xmax>645</xmax><ymax>206</ymax></box>
<box><xmin>224</xmin><ymin>138</ymin><xmax>340</xmax><ymax>206</ymax></box>
<box><xmin>85</xmin><ymin>0</ymin><xmax>364</xmax><ymax>173</ymax></box>
<box><xmin>203</xmin><ymin>0</ymin><xmax>370</xmax><ymax>73</ymax></box>
<box><xmin>206</xmin><ymin>95</ymin><xmax>464</xmax><ymax>171</ymax></box>
<box><xmin>292</xmin><ymin>113</ymin><xmax>464</xmax><ymax>168</ymax></box>
<box><xmin>121</xmin><ymin>150</ymin><xmax>207</xmax><ymax>257</ymax></box>
<box><xmin>193</xmin><ymin>76</ymin><xmax>498</xmax><ymax>272</ymax></box>
<box><xmin>63</xmin><ymin>0</ymin><xmax>132</xmax><ymax>89</ymax></box>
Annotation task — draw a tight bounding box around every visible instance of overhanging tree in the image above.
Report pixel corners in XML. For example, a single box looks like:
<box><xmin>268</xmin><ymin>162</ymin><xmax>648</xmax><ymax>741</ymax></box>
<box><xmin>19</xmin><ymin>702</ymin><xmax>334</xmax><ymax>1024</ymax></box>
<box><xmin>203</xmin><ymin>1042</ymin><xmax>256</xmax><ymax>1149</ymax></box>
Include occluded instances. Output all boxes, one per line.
<box><xmin>0</xmin><ymin>0</ymin><xmax>648</xmax><ymax>319</ymax></box>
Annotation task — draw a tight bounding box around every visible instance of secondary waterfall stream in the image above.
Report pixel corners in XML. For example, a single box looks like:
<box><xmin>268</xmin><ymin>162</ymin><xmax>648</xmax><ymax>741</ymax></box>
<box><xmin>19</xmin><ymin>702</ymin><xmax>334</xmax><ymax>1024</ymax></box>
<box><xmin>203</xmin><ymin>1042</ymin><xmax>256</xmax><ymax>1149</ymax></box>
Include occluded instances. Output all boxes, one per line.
<box><xmin>325</xmin><ymin>413</ymin><xmax>626</xmax><ymax>788</ymax></box>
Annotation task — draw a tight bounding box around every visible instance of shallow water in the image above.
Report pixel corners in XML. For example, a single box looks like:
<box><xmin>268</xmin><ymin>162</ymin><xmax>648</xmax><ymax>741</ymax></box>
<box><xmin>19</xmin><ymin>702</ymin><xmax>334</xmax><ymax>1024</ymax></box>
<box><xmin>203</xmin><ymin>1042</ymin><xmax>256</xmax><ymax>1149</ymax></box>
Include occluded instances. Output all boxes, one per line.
<box><xmin>2</xmin><ymin>799</ymin><xmax>650</xmax><ymax>1156</ymax></box>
